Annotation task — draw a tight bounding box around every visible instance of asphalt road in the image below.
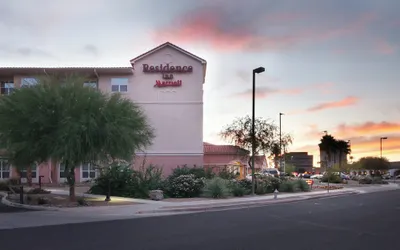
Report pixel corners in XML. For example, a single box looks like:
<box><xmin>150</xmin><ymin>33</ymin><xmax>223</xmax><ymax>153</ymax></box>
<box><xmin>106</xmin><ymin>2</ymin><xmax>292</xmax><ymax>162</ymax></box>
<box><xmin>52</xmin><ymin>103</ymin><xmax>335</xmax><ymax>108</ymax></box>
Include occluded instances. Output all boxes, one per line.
<box><xmin>1</xmin><ymin>190</ymin><xmax>399</xmax><ymax>250</ymax></box>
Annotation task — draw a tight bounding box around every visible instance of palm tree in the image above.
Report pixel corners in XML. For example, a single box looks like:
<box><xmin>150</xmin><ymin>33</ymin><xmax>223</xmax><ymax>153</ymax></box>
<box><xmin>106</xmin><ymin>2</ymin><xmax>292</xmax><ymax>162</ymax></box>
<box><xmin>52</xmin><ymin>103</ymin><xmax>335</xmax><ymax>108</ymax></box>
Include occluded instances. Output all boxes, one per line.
<box><xmin>0</xmin><ymin>74</ymin><xmax>154</xmax><ymax>200</ymax></box>
<box><xmin>336</xmin><ymin>140</ymin><xmax>351</xmax><ymax>170</ymax></box>
<box><xmin>318</xmin><ymin>135</ymin><xmax>338</xmax><ymax>170</ymax></box>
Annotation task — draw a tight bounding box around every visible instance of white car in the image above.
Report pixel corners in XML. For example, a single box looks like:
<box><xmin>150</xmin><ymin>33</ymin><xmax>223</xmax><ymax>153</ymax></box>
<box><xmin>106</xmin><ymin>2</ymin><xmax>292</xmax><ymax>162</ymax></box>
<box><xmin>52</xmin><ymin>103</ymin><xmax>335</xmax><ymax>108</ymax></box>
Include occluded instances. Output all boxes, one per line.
<box><xmin>310</xmin><ymin>174</ymin><xmax>323</xmax><ymax>179</ymax></box>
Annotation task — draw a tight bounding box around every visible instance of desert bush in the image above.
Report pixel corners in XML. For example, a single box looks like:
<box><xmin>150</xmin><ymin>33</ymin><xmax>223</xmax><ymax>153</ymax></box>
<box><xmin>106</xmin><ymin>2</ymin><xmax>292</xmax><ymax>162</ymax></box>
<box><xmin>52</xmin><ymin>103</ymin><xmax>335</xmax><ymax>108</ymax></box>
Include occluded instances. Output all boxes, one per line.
<box><xmin>77</xmin><ymin>197</ymin><xmax>89</xmax><ymax>206</ymax></box>
<box><xmin>37</xmin><ymin>196</ymin><xmax>50</xmax><ymax>205</ymax></box>
<box><xmin>371</xmin><ymin>176</ymin><xmax>388</xmax><ymax>184</ymax></box>
<box><xmin>218</xmin><ymin>168</ymin><xmax>238</xmax><ymax>180</ymax></box>
<box><xmin>279</xmin><ymin>181</ymin><xmax>297</xmax><ymax>192</ymax></box>
<box><xmin>295</xmin><ymin>179</ymin><xmax>310</xmax><ymax>192</ymax></box>
<box><xmin>169</xmin><ymin>165</ymin><xmax>214</xmax><ymax>179</ymax></box>
<box><xmin>237</xmin><ymin>179</ymin><xmax>252</xmax><ymax>191</ymax></box>
<box><xmin>89</xmin><ymin>164</ymin><xmax>136</xmax><ymax>197</ymax></box>
<box><xmin>0</xmin><ymin>181</ymin><xmax>9</xmax><ymax>191</ymax></box>
<box><xmin>359</xmin><ymin>176</ymin><xmax>388</xmax><ymax>185</ymax></box>
<box><xmin>255</xmin><ymin>176</ymin><xmax>282</xmax><ymax>195</ymax></box>
<box><xmin>164</xmin><ymin>174</ymin><xmax>205</xmax><ymax>198</ymax></box>
<box><xmin>231</xmin><ymin>185</ymin><xmax>246</xmax><ymax>197</ymax></box>
<box><xmin>359</xmin><ymin>176</ymin><xmax>373</xmax><ymax>184</ymax></box>
<box><xmin>131</xmin><ymin>164</ymin><xmax>163</xmax><ymax>198</ymax></box>
<box><xmin>27</xmin><ymin>188</ymin><xmax>51</xmax><ymax>194</ymax></box>
<box><xmin>321</xmin><ymin>173</ymin><xmax>342</xmax><ymax>184</ymax></box>
<box><xmin>228</xmin><ymin>179</ymin><xmax>250</xmax><ymax>196</ymax></box>
<box><xmin>203</xmin><ymin>177</ymin><xmax>231</xmax><ymax>198</ymax></box>
<box><xmin>8</xmin><ymin>178</ymin><xmax>21</xmax><ymax>186</ymax></box>
<box><xmin>89</xmin><ymin>163</ymin><xmax>163</xmax><ymax>199</ymax></box>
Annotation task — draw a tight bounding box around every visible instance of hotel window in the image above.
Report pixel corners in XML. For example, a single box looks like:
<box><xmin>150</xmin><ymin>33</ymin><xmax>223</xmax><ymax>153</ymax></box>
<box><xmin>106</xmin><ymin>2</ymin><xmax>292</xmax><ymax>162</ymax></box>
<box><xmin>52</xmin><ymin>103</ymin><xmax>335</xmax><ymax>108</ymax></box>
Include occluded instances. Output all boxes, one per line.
<box><xmin>20</xmin><ymin>163</ymin><xmax>37</xmax><ymax>179</ymax></box>
<box><xmin>0</xmin><ymin>159</ymin><xmax>10</xmax><ymax>179</ymax></box>
<box><xmin>21</xmin><ymin>77</ymin><xmax>38</xmax><ymax>88</ymax></box>
<box><xmin>81</xmin><ymin>163</ymin><xmax>96</xmax><ymax>179</ymax></box>
<box><xmin>83</xmin><ymin>80</ymin><xmax>98</xmax><ymax>89</ymax></box>
<box><xmin>0</xmin><ymin>81</ymin><xmax>14</xmax><ymax>95</ymax></box>
<box><xmin>111</xmin><ymin>78</ymin><xmax>128</xmax><ymax>92</ymax></box>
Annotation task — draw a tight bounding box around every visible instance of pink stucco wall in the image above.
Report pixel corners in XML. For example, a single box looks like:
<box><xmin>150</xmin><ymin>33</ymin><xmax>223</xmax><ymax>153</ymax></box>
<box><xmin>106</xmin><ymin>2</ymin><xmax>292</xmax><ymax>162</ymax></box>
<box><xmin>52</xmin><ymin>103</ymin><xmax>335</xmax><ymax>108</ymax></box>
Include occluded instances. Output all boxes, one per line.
<box><xmin>134</xmin><ymin>155</ymin><xmax>203</xmax><ymax>176</ymax></box>
<box><xmin>107</xmin><ymin>45</ymin><xmax>205</xmax><ymax>174</ymax></box>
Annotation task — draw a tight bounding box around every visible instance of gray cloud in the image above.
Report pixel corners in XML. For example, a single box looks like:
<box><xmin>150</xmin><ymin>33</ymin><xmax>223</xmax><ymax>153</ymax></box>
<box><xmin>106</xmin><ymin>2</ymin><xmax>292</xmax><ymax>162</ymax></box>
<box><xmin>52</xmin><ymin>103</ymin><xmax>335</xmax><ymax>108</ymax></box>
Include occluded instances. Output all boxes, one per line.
<box><xmin>154</xmin><ymin>0</ymin><xmax>400</xmax><ymax>54</ymax></box>
<box><xmin>0</xmin><ymin>45</ymin><xmax>54</xmax><ymax>58</ymax></box>
<box><xmin>83</xmin><ymin>45</ymin><xmax>99</xmax><ymax>56</ymax></box>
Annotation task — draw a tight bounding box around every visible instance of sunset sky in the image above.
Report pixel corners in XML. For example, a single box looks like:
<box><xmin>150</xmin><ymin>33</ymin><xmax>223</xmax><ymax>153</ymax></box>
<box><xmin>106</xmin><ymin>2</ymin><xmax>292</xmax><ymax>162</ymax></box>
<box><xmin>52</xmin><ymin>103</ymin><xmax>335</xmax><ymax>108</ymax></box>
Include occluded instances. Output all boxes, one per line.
<box><xmin>1</xmin><ymin>0</ymin><xmax>399</xmax><ymax>165</ymax></box>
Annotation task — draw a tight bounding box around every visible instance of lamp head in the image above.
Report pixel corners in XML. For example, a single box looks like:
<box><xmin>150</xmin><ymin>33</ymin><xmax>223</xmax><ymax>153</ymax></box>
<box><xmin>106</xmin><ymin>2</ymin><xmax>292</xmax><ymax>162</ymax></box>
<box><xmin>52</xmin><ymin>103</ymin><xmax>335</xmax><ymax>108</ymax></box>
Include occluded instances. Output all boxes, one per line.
<box><xmin>253</xmin><ymin>67</ymin><xmax>265</xmax><ymax>74</ymax></box>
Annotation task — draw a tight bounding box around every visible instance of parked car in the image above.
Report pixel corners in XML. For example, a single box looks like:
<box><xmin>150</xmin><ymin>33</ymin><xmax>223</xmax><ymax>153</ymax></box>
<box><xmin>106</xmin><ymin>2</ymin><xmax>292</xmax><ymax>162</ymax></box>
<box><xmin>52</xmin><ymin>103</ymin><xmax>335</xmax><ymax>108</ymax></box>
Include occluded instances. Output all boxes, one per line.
<box><xmin>245</xmin><ymin>173</ymin><xmax>262</xmax><ymax>181</ymax></box>
<box><xmin>340</xmin><ymin>173</ymin><xmax>350</xmax><ymax>180</ymax></box>
<box><xmin>261</xmin><ymin>168</ymin><xmax>280</xmax><ymax>177</ymax></box>
<box><xmin>310</xmin><ymin>174</ymin><xmax>323</xmax><ymax>179</ymax></box>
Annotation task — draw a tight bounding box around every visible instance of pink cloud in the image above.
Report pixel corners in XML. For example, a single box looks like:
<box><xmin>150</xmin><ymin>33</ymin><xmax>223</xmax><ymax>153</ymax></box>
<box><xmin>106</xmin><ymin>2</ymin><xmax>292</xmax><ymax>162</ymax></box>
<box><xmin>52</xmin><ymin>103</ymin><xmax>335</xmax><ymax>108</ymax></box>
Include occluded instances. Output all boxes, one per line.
<box><xmin>307</xmin><ymin>96</ymin><xmax>359</xmax><ymax>112</ymax></box>
<box><xmin>234</xmin><ymin>86</ymin><xmax>303</xmax><ymax>99</ymax></box>
<box><xmin>153</xmin><ymin>9</ymin><xmax>376</xmax><ymax>52</ymax></box>
<box><xmin>375</xmin><ymin>39</ymin><xmax>397</xmax><ymax>55</ymax></box>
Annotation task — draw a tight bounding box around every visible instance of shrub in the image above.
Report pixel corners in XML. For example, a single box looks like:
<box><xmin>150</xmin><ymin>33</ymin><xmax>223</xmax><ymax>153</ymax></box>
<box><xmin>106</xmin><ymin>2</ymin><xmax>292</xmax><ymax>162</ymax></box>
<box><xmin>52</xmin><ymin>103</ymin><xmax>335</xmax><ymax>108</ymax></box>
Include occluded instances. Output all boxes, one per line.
<box><xmin>170</xmin><ymin>165</ymin><xmax>214</xmax><ymax>179</ymax></box>
<box><xmin>321</xmin><ymin>173</ymin><xmax>342</xmax><ymax>184</ymax></box>
<box><xmin>237</xmin><ymin>179</ymin><xmax>252</xmax><ymax>192</ymax></box>
<box><xmin>218</xmin><ymin>168</ymin><xmax>237</xmax><ymax>180</ymax></box>
<box><xmin>296</xmin><ymin>179</ymin><xmax>310</xmax><ymax>192</ymax></box>
<box><xmin>255</xmin><ymin>176</ymin><xmax>282</xmax><ymax>195</ymax></box>
<box><xmin>89</xmin><ymin>163</ymin><xmax>163</xmax><ymax>199</ymax></box>
<box><xmin>228</xmin><ymin>179</ymin><xmax>250</xmax><ymax>197</ymax></box>
<box><xmin>27</xmin><ymin>188</ymin><xmax>51</xmax><ymax>194</ymax></box>
<box><xmin>0</xmin><ymin>181</ymin><xmax>9</xmax><ymax>191</ymax></box>
<box><xmin>37</xmin><ymin>196</ymin><xmax>50</xmax><ymax>205</ymax></box>
<box><xmin>130</xmin><ymin>164</ymin><xmax>163</xmax><ymax>198</ymax></box>
<box><xmin>8</xmin><ymin>178</ymin><xmax>21</xmax><ymax>186</ymax></box>
<box><xmin>77</xmin><ymin>197</ymin><xmax>89</xmax><ymax>206</ymax></box>
<box><xmin>279</xmin><ymin>181</ymin><xmax>297</xmax><ymax>192</ymax></box>
<box><xmin>164</xmin><ymin>174</ymin><xmax>205</xmax><ymax>198</ymax></box>
<box><xmin>231</xmin><ymin>185</ymin><xmax>246</xmax><ymax>197</ymax></box>
<box><xmin>371</xmin><ymin>176</ymin><xmax>387</xmax><ymax>184</ymax></box>
<box><xmin>359</xmin><ymin>176</ymin><xmax>373</xmax><ymax>184</ymax></box>
<box><xmin>89</xmin><ymin>164</ymin><xmax>136</xmax><ymax>197</ymax></box>
<box><xmin>203</xmin><ymin>177</ymin><xmax>230</xmax><ymax>198</ymax></box>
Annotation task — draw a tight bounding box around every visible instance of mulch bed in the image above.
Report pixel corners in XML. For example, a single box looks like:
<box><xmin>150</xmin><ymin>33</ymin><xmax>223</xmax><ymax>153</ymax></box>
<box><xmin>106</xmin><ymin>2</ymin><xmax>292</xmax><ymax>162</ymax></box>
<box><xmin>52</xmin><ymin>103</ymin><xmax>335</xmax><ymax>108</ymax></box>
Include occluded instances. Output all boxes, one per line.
<box><xmin>8</xmin><ymin>193</ymin><xmax>140</xmax><ymax>208</ymax></box>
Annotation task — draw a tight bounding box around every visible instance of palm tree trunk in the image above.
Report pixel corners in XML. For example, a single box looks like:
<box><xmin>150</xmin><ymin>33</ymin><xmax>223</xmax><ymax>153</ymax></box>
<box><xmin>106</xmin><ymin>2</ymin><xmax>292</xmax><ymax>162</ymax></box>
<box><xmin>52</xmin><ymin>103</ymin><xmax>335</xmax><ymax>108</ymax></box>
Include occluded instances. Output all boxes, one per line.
<box><xmin>27</xmin><ymin>166</ymin><xmax>32</xmax><ymax>187</ymax></box>
<box><xmin>65</xmin><ymin>161</ymin><xmax>76</xmax><ymax>201</ymax></box>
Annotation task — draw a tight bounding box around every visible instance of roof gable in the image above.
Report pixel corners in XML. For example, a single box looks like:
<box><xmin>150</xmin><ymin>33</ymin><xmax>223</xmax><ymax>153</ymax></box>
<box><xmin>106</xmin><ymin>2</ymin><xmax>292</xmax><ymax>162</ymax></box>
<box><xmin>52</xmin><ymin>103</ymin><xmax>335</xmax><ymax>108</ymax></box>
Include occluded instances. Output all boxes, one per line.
<box><xmin>130</xmin><ymin>42</ymin><xmax>207</xmax><ymax>65</ymax></box>
<box><xmin>130</xmin><ymin>42</ymin><xmax>207</xmax><ymax>84</ymax></box>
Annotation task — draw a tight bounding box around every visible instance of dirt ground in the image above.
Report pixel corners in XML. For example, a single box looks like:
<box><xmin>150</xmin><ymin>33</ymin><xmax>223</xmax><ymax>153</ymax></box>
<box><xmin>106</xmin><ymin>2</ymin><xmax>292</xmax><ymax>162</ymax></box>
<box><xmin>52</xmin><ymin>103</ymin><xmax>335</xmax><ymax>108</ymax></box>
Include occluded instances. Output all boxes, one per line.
<box><xmin>14</xmin><ymin>194</ymin><xmax>141</xmax><ymax>207</ymax></box>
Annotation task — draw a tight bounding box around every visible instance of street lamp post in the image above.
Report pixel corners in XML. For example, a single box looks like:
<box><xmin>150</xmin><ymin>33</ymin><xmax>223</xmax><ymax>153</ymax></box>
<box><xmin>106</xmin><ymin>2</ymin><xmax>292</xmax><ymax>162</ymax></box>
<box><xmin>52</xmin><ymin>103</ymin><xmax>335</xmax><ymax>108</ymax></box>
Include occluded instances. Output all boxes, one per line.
<box><xmin>251</xmin><ymin>66</ymin><xmax>265</xmax><ymax>195</ymax></box>
<box><xmin>279</xmin><ymin>112</ymin><xmax>284</xmax><ymax>172</ymax></box>
<box><xmin>380</xmin><ymin>137</ymin><xmax>388</xmax><ymax>158</ymax></box>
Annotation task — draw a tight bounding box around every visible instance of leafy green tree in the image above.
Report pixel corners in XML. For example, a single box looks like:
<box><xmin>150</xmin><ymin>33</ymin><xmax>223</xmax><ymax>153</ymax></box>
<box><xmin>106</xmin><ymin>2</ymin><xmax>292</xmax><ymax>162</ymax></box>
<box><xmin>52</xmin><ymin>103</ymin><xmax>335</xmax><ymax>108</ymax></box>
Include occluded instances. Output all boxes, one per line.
<box><xmin>353</xmin><ymin>157</ymin><xmax>390</xmax><ymax>172</ymax></box>
<box><xmin>220</xmin><ymin>116</ymin><xmax>293</xmax><ymax>168</ymax></box>
<box><xmin>0</xmin><ymin>74</ymin><xmax>154</xmax><ymax>200</ymax></box>
<box><xmin>284</xmin><ymin>163</ymin><xmax>295</xmax><ymax>175</ymax></box>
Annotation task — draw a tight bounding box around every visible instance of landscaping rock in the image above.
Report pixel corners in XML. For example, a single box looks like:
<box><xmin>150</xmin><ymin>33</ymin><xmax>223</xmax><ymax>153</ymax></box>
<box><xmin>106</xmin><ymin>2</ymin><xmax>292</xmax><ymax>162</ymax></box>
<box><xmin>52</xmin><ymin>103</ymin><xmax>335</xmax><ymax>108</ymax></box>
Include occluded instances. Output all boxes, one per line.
<box><xmin>149</xmin><ymin>190</ymin><xmax>164</xmax><ymax>201</ymax></box>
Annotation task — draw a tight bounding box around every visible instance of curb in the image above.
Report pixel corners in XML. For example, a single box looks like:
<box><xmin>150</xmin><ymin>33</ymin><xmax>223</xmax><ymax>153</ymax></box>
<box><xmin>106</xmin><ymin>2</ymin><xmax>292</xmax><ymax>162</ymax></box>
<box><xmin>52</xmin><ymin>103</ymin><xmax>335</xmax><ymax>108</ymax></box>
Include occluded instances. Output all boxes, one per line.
<box><xmin>0</xmin><ymin>191</ymin><xmax>59</xmax><ymax>211</ymax></box>
<box><xmin>136</xmin><ymin>191</ymin><xmax>359</xmax><ymax>214</ymax></box>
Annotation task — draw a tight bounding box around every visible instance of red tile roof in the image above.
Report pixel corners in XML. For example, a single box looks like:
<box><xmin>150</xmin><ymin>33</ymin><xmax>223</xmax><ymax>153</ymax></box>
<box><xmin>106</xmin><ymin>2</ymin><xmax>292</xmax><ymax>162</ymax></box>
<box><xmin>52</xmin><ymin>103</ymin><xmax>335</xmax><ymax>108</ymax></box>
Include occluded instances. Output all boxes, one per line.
<box><xmin>203</xmin><ymin>142</ymin><xmax>249</xmax><ymax>155</ymax></box>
